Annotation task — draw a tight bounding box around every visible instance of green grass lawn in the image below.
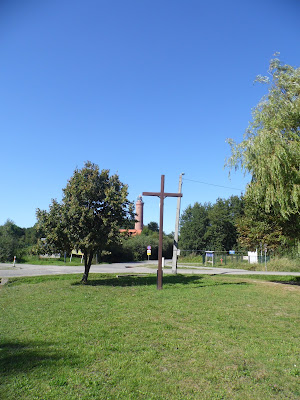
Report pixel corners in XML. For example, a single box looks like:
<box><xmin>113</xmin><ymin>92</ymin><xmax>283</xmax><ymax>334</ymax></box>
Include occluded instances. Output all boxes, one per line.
<box><xmin>17</xmin><ymin>256</ymin><xmax>86</xmax><ymax>266</ymax></box>
<box><xmin>1</xmin><ymin>274</ymin><xmax>299</xmax><ymax>399</ymax></box>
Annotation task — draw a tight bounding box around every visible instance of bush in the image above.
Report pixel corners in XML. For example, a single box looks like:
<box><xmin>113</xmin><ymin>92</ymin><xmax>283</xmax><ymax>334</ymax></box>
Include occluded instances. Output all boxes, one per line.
<box><xmin>104</xmin><ymin>233</ymin><xmax>173</xmax><ymax>262</ymax></box>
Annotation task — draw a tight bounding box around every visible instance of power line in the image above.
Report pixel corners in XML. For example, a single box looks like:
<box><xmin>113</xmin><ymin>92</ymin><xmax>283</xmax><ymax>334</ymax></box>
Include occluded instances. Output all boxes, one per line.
<box><xmin>182</xmin><ymin>178</ymin><xmax>243</xmax><ymax>191</ymax></box>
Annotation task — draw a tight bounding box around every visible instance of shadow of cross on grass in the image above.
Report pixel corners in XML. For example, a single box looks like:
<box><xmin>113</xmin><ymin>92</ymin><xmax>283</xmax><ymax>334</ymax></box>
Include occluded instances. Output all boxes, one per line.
<box><xmin>73</xmin><ymin>274</ymin><xmax>203</xmax><ymax>287</ymax></box>
<box><xmin>72</xmin><ymin>274</ymin><xmax>250</xmax><ymax>288</ymax></box>
<box><xmin>0</xmin><ymin>339</ymin><xmax>79</xmax><ymax>378</ymax></box>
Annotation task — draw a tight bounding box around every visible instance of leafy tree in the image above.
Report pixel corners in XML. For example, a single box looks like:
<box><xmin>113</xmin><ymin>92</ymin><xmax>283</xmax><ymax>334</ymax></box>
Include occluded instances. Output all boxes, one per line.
<box><xmin>36</xmin><ymin>162</ymin><xmax>134</xmax><ymax>282</ymax></box>
<box><xmin>36</xmin><ymin>200</ymin><xmax>72</xmax><ymax>257</ymax></box>
<box><xmin>120</xmin><ymin>233</ymin><xmax>172</xmax><ymax>261</ymax></box>
<box><xmin>226</xmin><ymin>56</ymin><xmax>300</xmax><ymax>221</ymax></box>
<box><xmin>0</xmin><ymin>220</ymin><xmax>25</xmax><ymax>262</ymax></box>
<box><xmin>141</xmin><ymin>221</ymin><xmax>159</xmax><ymax>236</ymax></box>
<box><xmin>205</xmin><ymin>196</ymin><xmax>243</xmax><ymax>251</ymax></box>
<box><xmin>179</xmin><ymin>202</ymin><xmax>211</xmax><ymax>251</ymax></box>
<box><xmin>101</xmin><ymin>232</ymin><xmax>173</xmax><ymax>262</ymax></box>
<box><xmin>236</xmin><ymin>194</ymin><xmax>300</xmax><ymax>253</ymax></box>
<box><xmin>147</xmin><ymin>221</ymin><xmax>159</xmax><ymax>232</ymax></box>
<box><xmin>179</xmin><ymin>196</ymin><xmax>243</xmax><ymax>252</ymax></box>
<box><xmin>24</xmin><ymin>225</ymin><xmax>39</xmax><ymax>247</ymax></box>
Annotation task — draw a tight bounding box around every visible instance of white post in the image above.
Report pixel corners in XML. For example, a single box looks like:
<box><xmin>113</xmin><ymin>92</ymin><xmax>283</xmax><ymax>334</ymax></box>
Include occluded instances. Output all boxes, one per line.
<box><xmin>264</xmin><ymin>245</ymin><xmax>267</xmax><ymax>271</ymax></box>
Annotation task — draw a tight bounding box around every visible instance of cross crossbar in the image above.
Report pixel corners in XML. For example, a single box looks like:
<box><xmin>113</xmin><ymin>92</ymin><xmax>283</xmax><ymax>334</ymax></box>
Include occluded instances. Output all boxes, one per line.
<box><xmin>142</xmin><ymin>192</ymin><xmax>183</xmax><ymax>198</ymax></box>
<box><xmin>142</xmin><ymin>175</ymin><xmax>183</xmax><ymax>290</ymax></box>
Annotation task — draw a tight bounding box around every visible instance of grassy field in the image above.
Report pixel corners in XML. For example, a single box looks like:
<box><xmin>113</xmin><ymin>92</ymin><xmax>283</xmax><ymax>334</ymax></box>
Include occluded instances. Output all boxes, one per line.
<box><xmin>1</xmin><ymin>273</ymin><xmax>299</xmax><ymax>399</ymax></box>
<box><xmin>17</xmin><ymin>256</ymin><xmax>86</xmax><ymax>266</ymax></box>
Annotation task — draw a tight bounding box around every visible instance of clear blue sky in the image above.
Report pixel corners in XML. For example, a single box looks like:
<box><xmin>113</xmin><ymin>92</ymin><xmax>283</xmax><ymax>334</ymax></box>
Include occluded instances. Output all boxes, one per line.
<box><xmin>1</xmin><ymin>0</ymin><xmax>299</xmax><ymax>233</ymax></box>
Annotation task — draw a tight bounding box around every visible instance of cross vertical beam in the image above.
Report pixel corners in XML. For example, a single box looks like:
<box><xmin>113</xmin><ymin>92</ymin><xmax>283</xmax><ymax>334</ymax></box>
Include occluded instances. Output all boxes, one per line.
<box><xmin>158</xmin><ymin>175</ymin><xmax>164</xmax><ymax>289</ymax></box>
<box><xmin>143</xmin><ymin>175</ymin><xmax>183</xmax><ymax>290</ymax></box>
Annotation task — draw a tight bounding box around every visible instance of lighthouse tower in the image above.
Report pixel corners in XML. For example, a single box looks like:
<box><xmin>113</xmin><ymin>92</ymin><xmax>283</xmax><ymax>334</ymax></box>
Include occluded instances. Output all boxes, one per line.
<box><xmin>134</xmin><ymin>195</ymin><xmax>144</xmax><ymax>232</ymax></box>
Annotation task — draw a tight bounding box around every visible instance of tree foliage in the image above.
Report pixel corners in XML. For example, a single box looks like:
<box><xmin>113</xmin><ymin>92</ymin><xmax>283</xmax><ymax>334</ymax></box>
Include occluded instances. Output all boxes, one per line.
<box><xmin>146</xmin><ymin>221</ymin><xmax>159</xmax><ymax>233</ymax></box>
<box><xmin>0</xmin><ymin>220</ymin><xmax>23</xmax><ymax>262</ymax></box>
<box><xmin>141</xmin><ymin>221</ymin><xmax>159</xmax><ymax>236</ymax></box>
<box><xmin>226</xmin><ymin>56</ymin><xmax>300</xmax><ymax>219</ymax></box>
<box><xmin>100</xmin><ymin>231</ymin><xmax>173</xmax><ymax>262</ymax></box>
<box><xmin>123</xmin><ymin>233</ymin><xmax>172</xmax><ymax>261</ymax></box>
<box><xmin>235</xmin><ymin>194</ymin><xmax>299</xmax><ymax>253</ymax></box>
<box><xmin>205</xmin><ymin>196</ymin><xmax>243</xmax><ymax>251</ymax></box>
<box><xmin>36</xmin><ymin>162</ymin><xmax>134</xmax><ymax>282</ymax></box>
<box><xmin>36</xmin><ymin>200</ymin><xmax>72</xmax><ymax>257</ymax></box>
<box><xmin>0</xmin><ymin>220</ymin><xmax>38</xmax><ymax>262</ymax></box>
<box><xmin>179</xmin><ymin>202</ymin><xmax>211</xmax><ymax>251</ymax></box>
<box><xmin>179</xmin><ymin>196</ymin><xmax>243</xmax><ymax>252</ymax></box>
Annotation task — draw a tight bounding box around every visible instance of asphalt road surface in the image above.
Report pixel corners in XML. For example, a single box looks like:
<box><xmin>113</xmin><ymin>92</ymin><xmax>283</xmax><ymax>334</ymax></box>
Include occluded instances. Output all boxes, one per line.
<box><xmin>1</xmin><ymin>260</ymin><xmax>300</xmax><ymax>279</ymax></box>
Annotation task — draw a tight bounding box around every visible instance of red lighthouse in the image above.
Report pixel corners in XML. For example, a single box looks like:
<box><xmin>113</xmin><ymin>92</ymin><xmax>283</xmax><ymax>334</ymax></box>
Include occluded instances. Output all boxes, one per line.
<box><xmin>119</xmin><ymin>195</ymin><xmax>144</xmax><ymax>236</ymax></box>
<box><xmin>134</xmin><ymin>195</ymin><xmax>144</xmax><ymax>233</ymax></box>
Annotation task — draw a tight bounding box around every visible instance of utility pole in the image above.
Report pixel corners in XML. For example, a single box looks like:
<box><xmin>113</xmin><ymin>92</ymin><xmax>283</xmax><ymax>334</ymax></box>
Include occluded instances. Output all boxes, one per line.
<box><xmin>143</xmin><ymin>175</ymin><xmax>182</xmax><ymax>290</ymax></box>
<box><xmin>172</xmin><ymin>173</ymin><xmax>184</xmax><ymax>274</ymax></box>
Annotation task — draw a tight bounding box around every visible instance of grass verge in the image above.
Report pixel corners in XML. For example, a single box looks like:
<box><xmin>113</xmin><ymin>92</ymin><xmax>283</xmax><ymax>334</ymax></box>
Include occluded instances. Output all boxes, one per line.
<box><xmin>1</xmin><ymin>273</ymin><xmax>299</xmax><ymax>399</ymax></box>
<box><xmin>179</xmin><ymin>255</ymin><xmax>300</xmax><ymax>272</ymax></box>
<box><xmin>18</xmin><ymin>255</ymin><xmax>86</xmax><ymax>266</ymax></box>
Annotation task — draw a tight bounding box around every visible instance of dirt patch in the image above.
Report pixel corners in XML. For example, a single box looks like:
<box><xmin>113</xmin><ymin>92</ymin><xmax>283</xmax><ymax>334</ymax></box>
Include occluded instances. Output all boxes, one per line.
<box><xmin>0</xmin><ymin>278</ymin><xmax>9</xmax><ymax>288</ymax></box>
<box><xmin>250</xmin><ymin>279</ymin><xmax>300</xmax><ymax>292</ymax></box>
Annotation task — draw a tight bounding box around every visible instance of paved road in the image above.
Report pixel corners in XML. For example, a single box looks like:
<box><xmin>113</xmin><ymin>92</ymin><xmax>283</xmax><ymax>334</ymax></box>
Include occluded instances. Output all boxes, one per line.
<box><xmin>1</xmin><ymin>260</ymin><xmax>300</xmax><ymax>278</ymax></box>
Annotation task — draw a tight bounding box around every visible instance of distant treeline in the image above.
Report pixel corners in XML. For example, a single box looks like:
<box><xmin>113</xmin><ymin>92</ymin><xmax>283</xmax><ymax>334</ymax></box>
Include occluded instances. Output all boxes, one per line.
<box><xmin>0</xmin><ymin>219</ymin><xmax>173</xmax><ymax>263</ymax></box>
<box><xmin>1</xmin><ymin>191</ymin><xmax>299</xmax><ymax>263</ymax></box>
<box><xmin>179</xmin><ymin>195</ymin><xmax>243</xmax><ymax>253</ymax></box>
<box><xmin>0</xmin><ymin>220</ymin><xmax>38</xmax><ymax>262</ymax></box>
<box><xmin>179</xmin><ymin>195</ymin><xmax>299</xmax><ymax>257</ymax></box>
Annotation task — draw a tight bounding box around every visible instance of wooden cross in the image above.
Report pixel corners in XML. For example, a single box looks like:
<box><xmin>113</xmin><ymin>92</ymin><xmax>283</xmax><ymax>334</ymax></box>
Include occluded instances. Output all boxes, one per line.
<box><xmin>143</xmin><ymin>175</ymin><xmax>183</xmax><ymax>290</ymax></box>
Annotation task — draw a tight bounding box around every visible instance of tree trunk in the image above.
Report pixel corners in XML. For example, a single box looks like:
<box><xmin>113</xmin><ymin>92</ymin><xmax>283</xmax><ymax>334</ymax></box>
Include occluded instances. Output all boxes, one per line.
<box><xmin>81</xmin><ymin>251</ymin><xmax>94</xmax><ymax>283</ymax></box>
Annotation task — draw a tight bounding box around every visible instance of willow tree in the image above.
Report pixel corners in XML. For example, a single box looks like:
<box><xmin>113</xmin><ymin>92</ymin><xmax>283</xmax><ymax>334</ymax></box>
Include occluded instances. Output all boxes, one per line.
<box><xmin>227</xmin><ymin>56</ymin><xmax>300</xmax><ymax>248</ymax></box>
<box><xmin>227</xmin><ymin>56</ymin><xmax>300</xmax><ymax>219</ymax></box>
<box><xmin>37</xmin><ymin>162</ymin><xmax>134</xmax><ymax>282</ymax></box>
<box><xmin>235</xmin><ymin>193</ymin><xmax>300</xmax><ymax>253</ymax></box>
